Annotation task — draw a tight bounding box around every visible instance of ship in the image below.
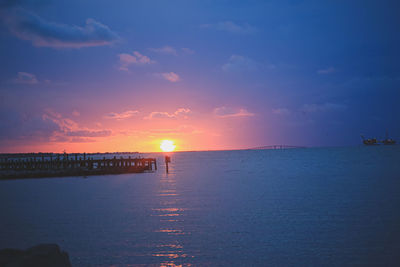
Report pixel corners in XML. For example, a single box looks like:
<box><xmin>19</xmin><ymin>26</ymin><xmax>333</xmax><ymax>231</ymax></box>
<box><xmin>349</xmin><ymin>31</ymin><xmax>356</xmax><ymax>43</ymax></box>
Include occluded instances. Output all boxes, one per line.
<box><xmin>381</xmin><ymin>132</ymin><xmax>396</xmax><ymax>145</ymax></box>
<box><xmin>361</xmin><ymin>133</ymin><xmax>396</xmax><ymax>145</ymax></box>
<box><xmin>361</xmin><ymin>135</ymin><xmax>378</xmax><ymax>145</ymax></box>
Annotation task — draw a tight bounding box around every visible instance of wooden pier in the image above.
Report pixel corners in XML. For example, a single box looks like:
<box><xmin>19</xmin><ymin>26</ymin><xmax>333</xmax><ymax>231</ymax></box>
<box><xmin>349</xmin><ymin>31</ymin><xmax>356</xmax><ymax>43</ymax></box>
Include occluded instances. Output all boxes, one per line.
<box><xmin>0</xmin><ymin>155</ymin><xmax>157</xmax><ymax>179</ymax></box>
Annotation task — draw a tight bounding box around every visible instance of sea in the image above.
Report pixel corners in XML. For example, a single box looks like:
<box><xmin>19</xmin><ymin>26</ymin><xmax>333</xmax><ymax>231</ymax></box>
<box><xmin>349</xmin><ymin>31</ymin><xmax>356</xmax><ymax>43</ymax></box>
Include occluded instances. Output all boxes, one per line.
<box><xmin>0</xmin><ymin>146</ymin><xmax>399</xmax><ymax>266</ymax></box>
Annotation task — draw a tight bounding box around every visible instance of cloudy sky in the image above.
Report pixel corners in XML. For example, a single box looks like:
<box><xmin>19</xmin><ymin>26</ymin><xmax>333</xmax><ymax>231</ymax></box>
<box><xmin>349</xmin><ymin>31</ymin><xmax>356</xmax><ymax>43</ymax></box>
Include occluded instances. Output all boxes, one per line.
<box><xmin>0</xmin><ymin>0</ymin><xmax>399</xmax><ymax>152</ymax></box>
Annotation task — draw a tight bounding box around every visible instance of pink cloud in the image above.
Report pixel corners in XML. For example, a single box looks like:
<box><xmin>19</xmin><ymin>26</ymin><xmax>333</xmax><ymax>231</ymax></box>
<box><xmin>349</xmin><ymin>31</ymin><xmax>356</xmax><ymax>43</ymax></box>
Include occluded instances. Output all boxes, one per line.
<box><xmin>118</xmin><ymin>51</ymin><xmax>155</xmax><ymax>71</ymax></box>
<box><xmin>66</xmin><ymin>130</ymin><xmax>112</xmax><ymax>137</ymax></box>
<box><xmin>43</xmin><ymin>110</ymin><xmax>112</xmax><ymax>142</ymax></box>
<box><xmin>14</xmin><ymin>72</ymin><xmax>38</xmax><ymax>84</ymax></box>
<box><xmin>214</xmin><ymin>106</ymin><xmax>255</xmax><ymax>118</ymax></box>
<box><xmin>159</xmin><ymin>72</ymin><xmax>180</xmax><ymax>82</ymax></box>
<box><xmin>104</xmin><ymin>110</ymin><xmax>139</xmax><ymax>120</ymax></box>
<box><xmin>144</xmin><ymin>108</ymin><xmax>191</xmax><ymax>120</ymax></box>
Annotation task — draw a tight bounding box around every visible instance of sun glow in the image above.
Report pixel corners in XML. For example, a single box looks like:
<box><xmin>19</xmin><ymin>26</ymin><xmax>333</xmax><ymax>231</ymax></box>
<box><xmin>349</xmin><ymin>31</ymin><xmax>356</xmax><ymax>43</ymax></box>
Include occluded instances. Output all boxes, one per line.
<box><xmin>160</xmin><ymin>140</ymin><xmax>176</xmax><ymax>152</ymax></box>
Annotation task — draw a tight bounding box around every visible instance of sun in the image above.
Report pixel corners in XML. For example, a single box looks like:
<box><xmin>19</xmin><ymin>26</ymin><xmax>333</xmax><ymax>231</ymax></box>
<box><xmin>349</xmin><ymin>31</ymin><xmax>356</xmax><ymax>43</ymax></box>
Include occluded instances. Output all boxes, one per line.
<box><xmin>160</xmin><ymin>140</ymin><xmax>176</xmax><ymax>152</ymax></box>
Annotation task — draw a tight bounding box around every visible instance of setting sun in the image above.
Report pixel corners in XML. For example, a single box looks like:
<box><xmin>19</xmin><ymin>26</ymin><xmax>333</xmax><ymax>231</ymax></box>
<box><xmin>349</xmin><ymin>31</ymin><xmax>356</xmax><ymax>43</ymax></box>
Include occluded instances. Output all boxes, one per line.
<box><xmin>160</xmin><ymin>140</ymin><xmax>176</xmax><ymax>152</ymax></box>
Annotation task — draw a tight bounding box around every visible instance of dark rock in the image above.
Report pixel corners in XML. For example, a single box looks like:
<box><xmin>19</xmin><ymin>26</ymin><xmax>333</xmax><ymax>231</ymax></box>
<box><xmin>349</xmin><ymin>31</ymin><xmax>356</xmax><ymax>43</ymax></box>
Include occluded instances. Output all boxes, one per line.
<box><xmin>0</xmin><ymin>244</ymin><xmax>71</xmax><ymax>267</ymax></box>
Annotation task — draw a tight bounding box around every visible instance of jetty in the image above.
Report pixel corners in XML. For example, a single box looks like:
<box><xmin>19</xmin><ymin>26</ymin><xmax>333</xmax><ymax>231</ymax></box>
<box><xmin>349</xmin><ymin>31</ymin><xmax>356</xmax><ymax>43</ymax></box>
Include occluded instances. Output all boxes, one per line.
<box><xmin>0</xmin><ymin>154</ymin><xmax>157</xmax><ymax>180</ymax></box>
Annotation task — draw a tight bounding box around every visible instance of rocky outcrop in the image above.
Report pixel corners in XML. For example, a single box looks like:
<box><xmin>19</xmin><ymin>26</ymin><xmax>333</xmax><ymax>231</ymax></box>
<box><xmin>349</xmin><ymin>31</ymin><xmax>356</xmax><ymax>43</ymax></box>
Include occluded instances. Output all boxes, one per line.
<box><xmin>0</xmin><ymin>244</ymin><xmax>71</xmax><ymax>267</ymax></box>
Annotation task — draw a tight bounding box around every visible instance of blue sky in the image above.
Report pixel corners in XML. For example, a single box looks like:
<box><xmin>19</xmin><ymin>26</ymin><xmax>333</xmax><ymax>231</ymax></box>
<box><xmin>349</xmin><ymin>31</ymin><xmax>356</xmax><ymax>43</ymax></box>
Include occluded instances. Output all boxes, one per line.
<box><xmin>0</xmin><ymin>0</ymin><xmax>399</xmax><ymax>152</ymax></box>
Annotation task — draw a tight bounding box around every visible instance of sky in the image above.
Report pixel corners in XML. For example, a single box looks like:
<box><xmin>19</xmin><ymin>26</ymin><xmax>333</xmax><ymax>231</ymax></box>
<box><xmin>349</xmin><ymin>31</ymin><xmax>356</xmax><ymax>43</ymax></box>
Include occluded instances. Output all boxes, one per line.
<box><xmin>0</xmin><ymin>0</ymin><xmax>399</xmax><ymax>153</ymax></box>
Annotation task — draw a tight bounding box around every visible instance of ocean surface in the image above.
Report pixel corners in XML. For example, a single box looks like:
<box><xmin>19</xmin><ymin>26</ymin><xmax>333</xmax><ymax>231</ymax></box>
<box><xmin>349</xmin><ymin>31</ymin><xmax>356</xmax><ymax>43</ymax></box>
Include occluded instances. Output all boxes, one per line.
<box><xmin>1</xmin><ymin>146</ymin><xmax>400</xmax><ymax>266</ymax></box>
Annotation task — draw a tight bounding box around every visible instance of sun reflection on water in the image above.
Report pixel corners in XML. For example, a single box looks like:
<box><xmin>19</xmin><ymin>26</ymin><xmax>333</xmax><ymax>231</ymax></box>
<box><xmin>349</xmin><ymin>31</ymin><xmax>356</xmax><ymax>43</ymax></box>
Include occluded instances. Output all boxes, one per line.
<box><xmin>160</xmin><ymin>263</ymin><xmax>192</xmax><ymax>267</ymax></box>
<box><xmin>149</xmin><ymin>165</ymin><xmax>193</xmax><ymax>266</ymax></box>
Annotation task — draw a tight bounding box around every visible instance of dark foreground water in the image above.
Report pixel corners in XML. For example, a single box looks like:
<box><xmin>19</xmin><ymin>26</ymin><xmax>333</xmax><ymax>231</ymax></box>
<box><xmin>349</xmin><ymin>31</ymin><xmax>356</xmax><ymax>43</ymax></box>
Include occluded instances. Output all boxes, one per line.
<box><xmin>1</xmin><ymin>146</ymin><xmax>400</xmax><ymax>266</ymax></box>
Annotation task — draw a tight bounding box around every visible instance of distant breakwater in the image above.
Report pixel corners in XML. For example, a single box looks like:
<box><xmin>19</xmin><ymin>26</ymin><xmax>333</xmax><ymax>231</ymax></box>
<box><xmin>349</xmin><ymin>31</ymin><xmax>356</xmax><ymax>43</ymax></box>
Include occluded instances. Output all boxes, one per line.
<box><xmin>249</xmin><ymin>145</ymin><xmax>306</xmax><ymax>150</ymax></box>
<box><xmin>0</xmin><ymin>154</ymin><xmax>157</xmax><ymax>179</ymax></box>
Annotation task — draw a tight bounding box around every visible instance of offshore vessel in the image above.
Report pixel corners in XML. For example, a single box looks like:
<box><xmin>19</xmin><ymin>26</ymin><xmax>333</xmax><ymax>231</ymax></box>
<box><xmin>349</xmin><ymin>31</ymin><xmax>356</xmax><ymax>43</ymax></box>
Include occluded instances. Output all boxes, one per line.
<box><xmin>361</xmin><ymin>133</ymin><xmax>396</xmax><ymax>145</ymax></box>
<box><xmin>361</xmin><ymin>135</ymin><xmax>378</xmax><ymax>145</ymax></box>
<box><xmin>381</xmin><ymin>132</ymin><xmax>396</xmax><ymax>145</ymax></box>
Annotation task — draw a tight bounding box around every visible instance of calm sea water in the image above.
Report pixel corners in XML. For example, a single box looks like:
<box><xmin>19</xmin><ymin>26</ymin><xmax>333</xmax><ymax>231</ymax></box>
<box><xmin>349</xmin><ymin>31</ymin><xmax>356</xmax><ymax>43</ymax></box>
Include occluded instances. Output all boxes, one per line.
<box><xmin>1</xmin><ymin>146</ymin><xmax>400</xmax><ymax>266</ymax></box>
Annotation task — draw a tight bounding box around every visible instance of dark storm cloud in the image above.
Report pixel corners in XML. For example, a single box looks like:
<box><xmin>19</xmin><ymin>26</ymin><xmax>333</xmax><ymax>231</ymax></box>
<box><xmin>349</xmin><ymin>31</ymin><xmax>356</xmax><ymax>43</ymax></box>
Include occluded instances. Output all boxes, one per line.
<box><xmin>0</xmin><ymin>110</ymin><xmax>60</xmax><ymax>141</ymax></box>
<box><xmin>3</xmin><ymin>8</ymin><xmax>120</xmax><ymax>48</ymax></box>
<box><xmin>0</xmin><ymin>109</ymin><xmax>113</xmax><ymax>148</ymax></box>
